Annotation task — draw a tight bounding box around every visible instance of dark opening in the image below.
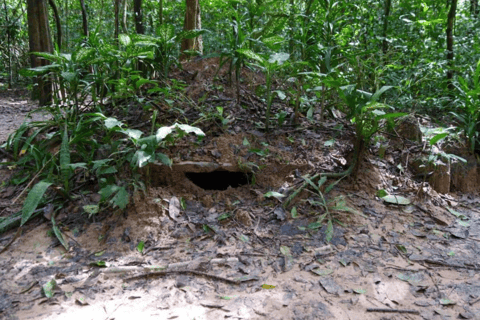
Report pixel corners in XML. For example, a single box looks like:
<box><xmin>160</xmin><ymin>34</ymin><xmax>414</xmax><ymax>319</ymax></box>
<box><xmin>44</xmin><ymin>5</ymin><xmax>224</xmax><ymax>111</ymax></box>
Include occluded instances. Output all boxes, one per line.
<box><xmin>185</xmin><ymin>170</ymin><xmax>252</xmax><ymax>190</ymax></box>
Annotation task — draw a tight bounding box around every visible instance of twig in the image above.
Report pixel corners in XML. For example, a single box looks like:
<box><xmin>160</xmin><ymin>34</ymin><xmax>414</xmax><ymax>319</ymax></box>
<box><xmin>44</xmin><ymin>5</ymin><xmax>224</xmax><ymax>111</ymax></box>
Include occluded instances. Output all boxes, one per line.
<box><xmin>366</xmin><ymin>308</ymin><xmax>419</xmax><ymax>315</ymax></box>
<box><xmin>124</xmin><ymin>269</ymin><xmax>241</xmax><ymax>285</ymax></box>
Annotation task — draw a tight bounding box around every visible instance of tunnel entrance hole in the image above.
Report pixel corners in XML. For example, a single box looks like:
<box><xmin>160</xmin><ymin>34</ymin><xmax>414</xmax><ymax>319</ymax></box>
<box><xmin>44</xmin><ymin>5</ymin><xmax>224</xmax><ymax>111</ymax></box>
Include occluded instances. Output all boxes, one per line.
<box><xmin>185</xmin><ymin>170</ymin><xmax>252</xmax><ymax>190</ymax></box>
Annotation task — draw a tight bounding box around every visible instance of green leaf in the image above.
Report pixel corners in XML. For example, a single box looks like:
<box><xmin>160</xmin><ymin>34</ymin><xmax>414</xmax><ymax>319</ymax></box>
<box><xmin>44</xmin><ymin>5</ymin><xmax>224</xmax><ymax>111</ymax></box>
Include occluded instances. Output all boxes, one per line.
<box><xmin>291</xmin><ymin>207</ymin><xmax>298</xmax><ymax>218</ymax></box>
<box><xmin>99</xmin><ymin>185</ymin><xmax>119</xmax><ymax>201</ymax></box>
<box><xmin>396</xmin><ymin>244</ymin><xmax>408</xmax><ymax>254</ymax></box>
<box><xmin>268</xmin><ymin>52</ymin><xmax>290</xmax><ymax>65</ymax></box>
<box><xmin>111</xmin><ymin>187</ymin><xmax>129</xmax><ymax>209</ymax></box>
<box><xmin>89</xmin><ymin>260</ymin><xmax>106</xmax><ymax>267</ymax></box>
<box><xmin>263</xmin><ymin>191</ymin><xmax>285</xmax><ymax>200</ymax></box>
<box><xmin>43</xmin><ymin>279</ymin><xmax>57</xmax><ymax>298</ymax></box>
<box><xmin>133</xmin><ymin>150</ymin><xmax>152</xmax><ymax>168</ymax></box>
<box><xmin>371</xmin><ymin>86</ymin><xmax>394</xmax><ymax>102</ymax></box>
<box><xmin>236</xmin><ymin>49</ymin><xmax>263</xmax><ymax>63</ymax></box>
<box><xmin>429</xmin><ymin>133</ymin><xmax>448</xmax><ymax>146</ymax></box>
<box><xmin>439</xmin><ymin>298</ymin><xmax>456</xmax><ymax>305</ymax></box>
<box><xmin>353</xmin><ymin>288</ymin><xmax>366</xmax><ymax>294</ymax></box>
<box><xmin>52</xmin><ymin>217</ymin><xmax>69</xmax><ymax>251</ymax></box>
<box><xmin>325</xmin><ymin>220</ymin><xmax>333</xmax><ymax>242</ymax></box>
<box><xmin>156</xmin><ymin>153</ymin><xmax>172</xmax><ymax>166</ymax></box>
<box><xmin>137</xmin><ymin>241</ymin><xmax>145</xmax><ymax>253</ymax></box>
<box><xmin>261</xmin><ymin>284</ymin><xmax>276</xmax><ymax>289</ymax></box>
<box><xmin>280</xmin><ymin>246</ymin><xmax>291</xmax><ymax>256</ymax></box>
<box><xmin>104</xmin><ymin>118</ymin><xmax>123</xmax><ymax>129</ymax></box>
<box><xmin>311</xmin><ymin>268</ymin><xmax>334</xmax><ymax>276</ymax></box>
<box><xmin>118</xmin><ymin>34</ymin><xmax>131</xmax><ymax>46</ymax></box>
<box><xmin>376</xmin><ymin>189</ymin><xmax>388</xmax><ymax>198</ymax></box>
<box><xmin>381</xmin><ymin>195</ymin><xmax>411</xmax><ymax>205</ymax></box>
<box><xmin>83</xmin><ymin>205</ymin><xmax>99</xmax><ymax>216</ymax></box>
<box><xmin>324</xmin><ymin>139</ymin><xmax>335</xmax><ymax>147</ymax></box>
<box><xmin>21</xmin><ymin>181</ymin><xmax>53</xmax><ymax>226</ymax></box>
<box><xmin>123</xmin><ymin>129</ymin><xmax>143</xmax><ymax>140</ymax></box>
<box><xmin>60</xmin><ymin>126</ymin><xmax>71</xmax><ymax>182</ymax></box>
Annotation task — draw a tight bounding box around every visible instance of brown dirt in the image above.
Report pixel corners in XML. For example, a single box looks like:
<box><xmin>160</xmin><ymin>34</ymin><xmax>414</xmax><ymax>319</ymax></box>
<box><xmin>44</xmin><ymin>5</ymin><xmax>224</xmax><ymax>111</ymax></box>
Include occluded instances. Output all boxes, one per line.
<box><xmin>1</xmin><ymin>62</ymin><xmax>480</xmax><ymax>320</ymax></box>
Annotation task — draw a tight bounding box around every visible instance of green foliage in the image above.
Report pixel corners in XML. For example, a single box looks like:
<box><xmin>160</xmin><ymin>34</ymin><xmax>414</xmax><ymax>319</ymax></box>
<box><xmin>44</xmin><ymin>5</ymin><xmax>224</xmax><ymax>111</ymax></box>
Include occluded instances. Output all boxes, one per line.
<box><xmin>451</xmin><ymin>59</ymin><xmax>480</xmax><ymax>154</ymax></box>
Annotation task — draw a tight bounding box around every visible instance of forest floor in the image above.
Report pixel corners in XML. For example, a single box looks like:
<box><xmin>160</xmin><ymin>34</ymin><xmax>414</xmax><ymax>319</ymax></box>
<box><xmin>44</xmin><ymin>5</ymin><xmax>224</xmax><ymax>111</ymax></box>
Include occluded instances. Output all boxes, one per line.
<box><xmin>1</xmin><ymin>60</ymin><xmax>480</xmax><ymax>320</ymax></box>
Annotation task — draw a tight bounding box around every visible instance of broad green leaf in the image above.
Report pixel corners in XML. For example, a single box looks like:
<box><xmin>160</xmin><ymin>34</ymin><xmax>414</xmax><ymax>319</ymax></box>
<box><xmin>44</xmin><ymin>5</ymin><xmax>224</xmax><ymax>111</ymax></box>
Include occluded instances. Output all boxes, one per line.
<box><xmin>371</xmin><ymin>86</ymin><xmax>394</xmax><ymax>102</ymax></box>
<box><xmin>118</xmin><ymin>34</ymin><xmax>131</xmax><ymax>46</ymax></box>
<box><xmin>237</xmin><ymin>49</ymin><xmax>263</xmax><ymax>63</ymax></box>
<box><xmin>156</xmin><ymin>153</ymin><xmax>172</xmax><ymax>166</ymax></box>
<box><xmin>133</xmin><ymin>150</ymin><xmax>152</xmax><ymax>168</ymax></box>
<box><xmin>21</xmin><ymin>181</ymin><xmax>53</xmax><ymax>226</ymax></box>
<box><xmin>381</xmin><ymin>195</ymin><xmax>411</xmax><ymax>205</ymax></box>
<box><xmin>123</xmin><ymin>129</ymin><xmax>143</xmax><ymax>140</ymax></box>
<box><xmin>104</xmin><ymin>118</ymin><xmax>123</xmax><ymax>129</ymax></box>
<box><xmin>429</xmin><ymin>133</ymin><xmax>448</xmax><ymax>146</ymax></box>
<box><xmin>175</xmin><ymin>124</ymin><xmax>205</xmax><ymax>137</ymax></box>
<box><xmin>61</xmin><ymin>71</ymin><xmax>77</xmax><ymax>83</ymax></box>
<box><xmin>111</xmin><ymin>187</ymin><xmax>129</xmax><ymax>209</ymax></box>
<box><xmin>99</xmin><ymin>184</ymin><xmax>119</xmax><ymax>201</ymax></box>
<box><xmin>268</xmin><ymin>52</ymin><xmax>290</xmax><ymax>65</ymax></box>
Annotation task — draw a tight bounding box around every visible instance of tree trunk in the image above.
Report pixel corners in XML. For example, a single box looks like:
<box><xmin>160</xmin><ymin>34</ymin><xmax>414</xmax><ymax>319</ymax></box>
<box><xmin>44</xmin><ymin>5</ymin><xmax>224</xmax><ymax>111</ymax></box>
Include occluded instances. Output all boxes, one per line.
<box><xmin>121</xmin><ymin>0</ymin><xmax>128</xmax><ymax>34</ymax></box>
<box><xmin>159</xmin><ymin>0</ymin><xmax>163</xmax><ymax>24</ymax></box>
<box><xmin>48</xmin><ymin>0</ymin><xmax>62</xmax><ymax>50</ymax></box>
<box><xmin>446</xmin><ymin>0</ymin><xmax>458</xmax><ymax>91</ymax></box>
<box><xmin>2</xmin><ymin>0</ymin><xmax>12</xmax><ymax>88</ymax></box>
<box><xmin>114</xmin><ymin>0</ymin><xmax>120</xmax><ymax>40</ymax></box>
<box><xmin>133</xmin><ymin>0</ymin><xmax>144</xmax><ymax>34</ymax></box>
<box><xmin>79</xmin><ymin>0</ymin><xmax>89</xmax><ymax>37</ymax></box>
<box><xmin>180</xmin><ymin>0</ymin><xmax>203</xmax><ymax>59</ymax></box>
<box><xmin>27</xmin><ymin>0</ymin><xmax>53</xmax><ymax>105</ymax></box>
<box><xmin>382</xmin><ymin>0</ymin><xmax>391</xmax><ymax>55</ymax></box>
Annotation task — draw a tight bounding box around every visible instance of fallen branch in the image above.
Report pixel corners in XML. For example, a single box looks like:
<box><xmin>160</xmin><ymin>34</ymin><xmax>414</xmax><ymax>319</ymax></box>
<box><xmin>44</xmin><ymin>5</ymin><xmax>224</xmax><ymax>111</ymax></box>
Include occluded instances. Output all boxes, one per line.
<box><xmin>124</xmin><ymin>269</ymin><xmax>241</xmax><ymax>285</ymax></box>
<box><xmin>366</xmin><ymin>308</ymin><xmax>419</xmax><ymax>315</ymax></box>
<box><xmin>101</xmin><ymin>257</ymin><xmax>239</xmax><ymax>274</ymax></box>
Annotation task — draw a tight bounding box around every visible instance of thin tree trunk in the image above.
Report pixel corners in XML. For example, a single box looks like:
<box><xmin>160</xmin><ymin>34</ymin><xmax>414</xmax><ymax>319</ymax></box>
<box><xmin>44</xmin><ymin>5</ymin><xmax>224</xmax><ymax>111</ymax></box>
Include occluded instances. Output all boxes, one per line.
<box><xmin>114</xmin><ymin>0</ymin><xmax>120</xmax><ymax>40</ymax></box>
<box><xmin>446</xmin><ymin>0</ymin><xmax>458</xmax><ymax>91</ymax></box>
<box><xmin>382</xmin><ymin>0</ymin><xmax>391</xmax><ymax>55</ymax></box>
<box><xmin>79</xmin><ymin>0</ymin><xmax>89</xmax><ymax>37</ymax></box>
<box><xmin>121</xmin><ymin>0</ymin><xmax>128</xmax><ymax>34</ymax></box>
<box><xmin>48</xmin><ymin>0</ymin><xmax>62</xmax><ymax>50</ymax></box>
<box><xmin>2</xmin><ymin>0</ymin><xmax>12</xmax><ymax>88</ymax></box>
<box><xmin>289</xmin><ymin>0</ymin><xmax>295</xmax><ymax>55</ymax></box>
<box><xmin>134</xmin><ymin>0</ymin><xmax>144</xmax><ymax>34</ymax></box>
<box><xmin>159</xmin><ymin>0</ymin><xmax>163</xmax><ymax>25</ymax></box>
<box><xmin>26</xmin><ymin>0</ymin><xmax>53</xmax><ymax>105</ymax></box>
<box><xmin>180</xmin><ymin>0</ymin><xmax>202</xmax><ymax>59</ymax></box>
